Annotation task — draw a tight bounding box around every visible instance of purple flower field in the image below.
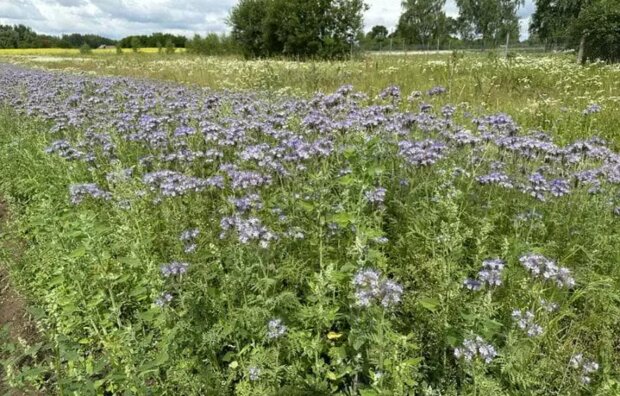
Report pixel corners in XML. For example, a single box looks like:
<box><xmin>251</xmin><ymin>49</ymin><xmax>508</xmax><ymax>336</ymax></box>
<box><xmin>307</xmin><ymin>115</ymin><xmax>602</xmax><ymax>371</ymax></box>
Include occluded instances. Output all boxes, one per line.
<box><xmin>0</xmin><ymin>63</ymin><xmax>618</xmax><ymax>394</ymax></box>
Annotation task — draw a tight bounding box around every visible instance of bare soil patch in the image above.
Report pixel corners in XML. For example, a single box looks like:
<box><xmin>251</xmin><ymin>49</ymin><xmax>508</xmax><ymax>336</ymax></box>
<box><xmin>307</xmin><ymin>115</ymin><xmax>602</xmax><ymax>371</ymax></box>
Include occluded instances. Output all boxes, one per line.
<box><xmin>0</xmin><ymin>199</ymin><xmax>38</xmax><ymax>394</ymax></box>
<box><xmin>0</xmin><ymin>200</ymin><xmax>34</xmax><ymax>340</ymax></box>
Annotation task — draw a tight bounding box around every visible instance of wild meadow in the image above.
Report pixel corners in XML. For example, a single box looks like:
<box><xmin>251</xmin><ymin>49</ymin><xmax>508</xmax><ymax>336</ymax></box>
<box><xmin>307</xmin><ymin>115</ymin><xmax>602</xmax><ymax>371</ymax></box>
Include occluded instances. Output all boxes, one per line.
<box><xmin>0</xmin><ymin>52</ymin><xmax>619</xmax><ymax>395</ymax></box>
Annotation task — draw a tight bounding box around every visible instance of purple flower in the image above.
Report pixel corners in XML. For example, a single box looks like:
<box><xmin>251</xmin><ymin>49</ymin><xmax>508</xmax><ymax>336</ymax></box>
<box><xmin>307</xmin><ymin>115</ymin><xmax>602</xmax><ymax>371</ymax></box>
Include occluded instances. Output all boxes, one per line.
<box><xmin>220</xmin><ymin>216</ymin><xmax>277</xmax><ymax>248</ymax></box>
<box><xmin>69</xmin><ymin>183</ymin><xmax>112</xmax><ymax>205</ymax></box>
<box><xmin>454</xmin><ymin>336</ymin><xmax>497</xmax><ymax>364</ymax></box>
<box><xmin>378</xmin><ymin>86</ymin><xmax>401</xmax><ymax>100</ymax></box>
<box><xmin>519</xmin><ymin>253</ymin><xmax>575</xmax><ymax>288</ymax></box>
<box><xmin>463</xmin><ymin>278</ymin><xmax>482</xmax><ymax>291</ymax></box>
<box><xmin>398</xmin><ymin>140</ymin><xmax>447</xmax><ymax>166</ymax></box>
<box><xmin>155</xmin><ymin>292</ymin><xmax>173</xmax><ymax>307</ymax></box>
<box><xmin>267</xmin><ymin>318</ymin><xmax>287</xmax><ymax>339</ymax></box>
<box><xmin>427</xmin><ymin>86</ymin><xmax>447</xmax><ymax>96</ymax></box>
<box><xmin>248</xmin><ymin>367</ymin><xmax>261</xmax><ymax>381</ymax></box>
<box><xmin>353</xmin><ymin>269</ymin><xmax>403</xmax><ymax>308</ymax></box>
<box><xmin>583</xmin><ymin>103</ymin><xmax>602</xmax><ymax>115</ymax></box>
<box><xmin>512</xmin><ymin>309</ymin><xmax>543</xmax><ymax>337</ymax></box>
<box><xmin>160</xmin><ymin>261</ymin><xmax>189</xmax><ymax>277</ymax></box>
<box><xmin>550</xmin><ymin>178</ymin><xmax>571</xmax><ymax>197</ymax></box>
<box><xmin>464</xmin><ymin>258</ymin><xmax>506</xmax><ymax>290</ymax></box>
<box><xmin>180</xmin><ymin>228</ymin><xmax>200</xmax><ymax>242</ymax></box>
<box><xmin>365</xmin><ymin>187</ymin><xmax>387</xmax><ymax>204</ymax></box>
<box><xmin>570</xmin><ymin>354</ymin><xmax>599</xmax><ymax>384</ymax></box>
<box><xmin>476</xmin><ymin>172</ymin><xmax>513</xmax><ymax>189</ymax></box>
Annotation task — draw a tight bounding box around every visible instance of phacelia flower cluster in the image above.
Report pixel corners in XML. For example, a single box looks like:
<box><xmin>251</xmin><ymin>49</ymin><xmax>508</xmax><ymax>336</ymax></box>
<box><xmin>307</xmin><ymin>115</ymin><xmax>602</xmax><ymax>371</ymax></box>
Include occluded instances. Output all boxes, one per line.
<box><xmin>519</xmin><ymin>253</ymin><xmax>575</xmax><ymax>288</ymax></box>
<box><xmin>511</xmin><ymin>309</ymin><xmax>543</xmax><ymax>337</ymax></box>
<box><xmin>352</xmin><ymin>269</ymin><xmax>403</xmax><ymax>308</ymax></box>
<box><xmin>160</xmin><ymin>261</ymin><xmax>189</xmax><ymax>277</ymax></box>
<box><xmin>179</xmin><ymin>228</ymin><xmax>200</xmax><ymax>253</ymax></box>
<box><xmin>454</xmin><ymin>336</ymin><xmax>497</xmax><ymax>364</ymax></box>
<box><xmin>463</xmin><ymin>258</ymin><xmax>506</xmax><ymax>291</ymax></box>
<box><xmin>69</xmin><ymin>183</ymin><xmax>112</xmax><ymax>205</ymax></box>
<box><xmin>267</xmin><ymin>318</ymin><xmax>287</xmax><ymax>339</ymax></box>
<box><xmin>154</xmin><ymin>292</ymin><xmax>173</xmax><ymax>307</ymax></box>
<box><xmin>570</xmin><ymin>354</ymin><xmax>599</xmax><ymax>384</ymax></box>
<box><xmin>364</xmin><ymin>187</ymin><xmax>387</xmax><ymax>204</ymax></box>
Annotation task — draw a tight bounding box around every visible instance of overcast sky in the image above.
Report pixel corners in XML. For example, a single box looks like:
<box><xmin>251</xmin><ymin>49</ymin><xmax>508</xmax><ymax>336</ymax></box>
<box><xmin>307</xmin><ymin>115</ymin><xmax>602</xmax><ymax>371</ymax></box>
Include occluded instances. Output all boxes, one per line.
<box><xmin>0</xmin><ymin>0</ymin><xmax>535</xmax><ymax>39</ymax></box>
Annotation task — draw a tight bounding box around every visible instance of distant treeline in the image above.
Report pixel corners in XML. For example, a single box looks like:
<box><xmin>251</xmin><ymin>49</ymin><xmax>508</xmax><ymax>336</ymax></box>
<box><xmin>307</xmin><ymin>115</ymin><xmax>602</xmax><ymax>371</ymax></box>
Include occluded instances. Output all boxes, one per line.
<box><xmin>0</xmin><ymin>25</ymin><xmax>115</xmax><ymax>49</ymax></box>
<box><xmin>118</xmin><ymin>33</ymin><xmax>187</xmax><ymax>49</ymax></box>
<box><xmin>185</xmin><ymin>34</ymin><xmax>239</xmax><ymax>55</ymax></box>
<box><xmin>0</xmin><ymin>24</ymin><xmax>240</xmax><ymax>54</ymax></box>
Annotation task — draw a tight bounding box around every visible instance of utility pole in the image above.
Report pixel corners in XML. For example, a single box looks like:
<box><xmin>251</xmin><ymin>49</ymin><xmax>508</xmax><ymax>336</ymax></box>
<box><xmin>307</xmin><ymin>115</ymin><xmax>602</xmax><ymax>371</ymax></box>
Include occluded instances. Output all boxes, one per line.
<box><xmin>504</xmin><ymin>31</ymin><xmax>510</xmax><ymax>58</ymax></box>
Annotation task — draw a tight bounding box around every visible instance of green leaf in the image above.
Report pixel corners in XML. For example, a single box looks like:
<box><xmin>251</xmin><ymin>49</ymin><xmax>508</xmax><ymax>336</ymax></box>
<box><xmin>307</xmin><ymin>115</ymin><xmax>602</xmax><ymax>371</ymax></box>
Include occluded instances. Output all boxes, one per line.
<box><xmin>70</xmin><ymin>246</ymin><xmax>87</xmax><ymax>258</ymax></box>
<box><xmin>331</xmin><ymin>212</ymin><xmax>354</xmax><ymax>226</ymax></box>
<box><xmin>418</xmin><ymin>297</ymin><xmax>441</xmax><ymax>312</ymax></box>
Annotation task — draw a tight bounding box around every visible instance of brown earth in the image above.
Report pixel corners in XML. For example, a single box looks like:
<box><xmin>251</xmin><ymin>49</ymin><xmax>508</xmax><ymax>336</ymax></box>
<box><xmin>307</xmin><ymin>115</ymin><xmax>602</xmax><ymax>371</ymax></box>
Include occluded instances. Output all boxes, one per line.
<box><xmin>0</xmin><ymin>199</ymin><xmax>39</xmax><ymax>395</ymax></box>
<box><xmin>0</xmin><ymin>199</ymin><xmax>35</xmax><ymax>341</ymax></box>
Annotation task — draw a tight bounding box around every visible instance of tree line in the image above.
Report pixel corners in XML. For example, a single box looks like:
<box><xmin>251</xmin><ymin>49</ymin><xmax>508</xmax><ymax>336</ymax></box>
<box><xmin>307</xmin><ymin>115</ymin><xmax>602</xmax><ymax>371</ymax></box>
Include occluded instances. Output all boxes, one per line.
<box><xmin>0</xmin><ymin>25</ymin><xmax>115</xmax><ymax>49</ymax></box>
<box><xmin>530</xmin><ymin>0</ymin><xmax>619</xmax><ymax>62</ymax></box>
<box><xmin>1</xmin><ymin>0</ymin><xmax>617</xmax><ymax>62</ymax></box>
<box><xmin>357</xmin><ymin>0</ymin><xmax>617</xmax><ymax>62</ymax></box>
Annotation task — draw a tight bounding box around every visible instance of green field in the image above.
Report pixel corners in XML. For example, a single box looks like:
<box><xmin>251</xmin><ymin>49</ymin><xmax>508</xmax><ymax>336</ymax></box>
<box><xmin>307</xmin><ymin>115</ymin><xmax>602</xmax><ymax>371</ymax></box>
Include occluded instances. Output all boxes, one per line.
<box><xmin>0</xmin><ymin>52</ymin><xmax>619</xmax><ymax>395</ymax></box>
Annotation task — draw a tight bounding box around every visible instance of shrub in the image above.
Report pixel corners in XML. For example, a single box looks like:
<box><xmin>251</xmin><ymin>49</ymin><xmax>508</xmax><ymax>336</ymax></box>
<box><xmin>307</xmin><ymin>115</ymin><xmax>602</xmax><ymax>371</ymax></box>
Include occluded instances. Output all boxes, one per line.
<box><xmin>79</xmin><ymin>43</ymin><xmax>91</xmax><ymax>55</ymax></box>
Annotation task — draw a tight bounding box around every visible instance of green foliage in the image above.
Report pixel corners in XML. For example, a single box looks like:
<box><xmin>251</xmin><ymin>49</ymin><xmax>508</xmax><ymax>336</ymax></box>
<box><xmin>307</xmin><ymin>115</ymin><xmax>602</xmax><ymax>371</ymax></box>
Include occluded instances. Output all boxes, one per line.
<box><xmin>119</xmin><ymin>33</ymin><xmax>187</xmax><ymax>49</ymax></box>
<box><xmin>229</xmin><ymin>0</ymin><xmax>269</xmax><ymax>58</ymax></box>
<box><xmin>186</xmin><ymin>33</ymin><xmax>239</xmax><ymax>56</ymax></box>
<box><xmin>571</xmin><ymin>0</ymin><xmax>620</xmax><ymax>62</ymax></box>
<box><xmin>0</xmin><ymin>24</ymin><xmax>113</xmax><ymax>49</ymax></box>
<box><xmin>165</xmin><ymin>39</ymin><xmax>176</xmax><ymax>55</ymax></box>
<box><xmin>455</xmin><ymin>0</ymin><xmax>524</xmax><ymax>46</ymax></box>
<box><xmin>229</xmin><ymin>0</ymin><xmax>368</xmax><ymax>59</ymax></box>
<box><xmin>0</xmin><ymin>54</ymin><xmax>619</xmax><ymax>394</ymax></box>
<box><xmin>530</xmin><ymin>0</ymin><xmax>620</xmax><ymax>62</ymax></box>
<box><xmin>367</xmin><ymin>25</ymin><xmax>388</xmax><ymax>42</ymax></box>
<box><xmin>131</xmin><ymin>37</ymin><xmax>141</xmax><ymax>53</ymax></box>
<box><xmin>529</xmin><ymin>0</ymin><xmax>586</xmax><ymax>47</ymax></box>
<box><xmin>397</xmin><ymin>0</ymin><xmax>448</xmax><ymax>47</ymax></box>
<box><xmin>79</xmin><ymin>43</ymin><xmax>92</xmax><ymax>55</ymax></box>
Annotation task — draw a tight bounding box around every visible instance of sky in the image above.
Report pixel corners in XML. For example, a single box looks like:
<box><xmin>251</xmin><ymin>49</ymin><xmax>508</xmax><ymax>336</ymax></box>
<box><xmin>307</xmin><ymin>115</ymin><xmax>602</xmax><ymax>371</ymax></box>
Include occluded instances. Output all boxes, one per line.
<box><xmin>0</xmin><ymin>0</ymin><xmax>536</xmax><ymax>40</ymax></box>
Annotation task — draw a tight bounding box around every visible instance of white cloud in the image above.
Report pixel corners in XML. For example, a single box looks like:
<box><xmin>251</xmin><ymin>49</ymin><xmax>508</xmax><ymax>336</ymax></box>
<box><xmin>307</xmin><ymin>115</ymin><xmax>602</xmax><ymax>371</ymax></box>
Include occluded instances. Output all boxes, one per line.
<box><xmin>0</xmin><ymin>0</ymin><xmax>536</xmax><ymax>40</ymax></box>
<box><xmin>0</xmin><ymin>0</ymin><xmax>44</xmax><ymax>20</ymax></box>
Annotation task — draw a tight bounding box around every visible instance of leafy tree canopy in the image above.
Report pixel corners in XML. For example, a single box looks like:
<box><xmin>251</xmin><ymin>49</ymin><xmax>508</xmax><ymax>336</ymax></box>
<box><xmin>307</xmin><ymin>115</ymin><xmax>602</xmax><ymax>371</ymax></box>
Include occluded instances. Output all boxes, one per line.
<box><xmin>229</xmin><ymin>0</ymin><xmax>368</xmax><ymax>59</ymax></box>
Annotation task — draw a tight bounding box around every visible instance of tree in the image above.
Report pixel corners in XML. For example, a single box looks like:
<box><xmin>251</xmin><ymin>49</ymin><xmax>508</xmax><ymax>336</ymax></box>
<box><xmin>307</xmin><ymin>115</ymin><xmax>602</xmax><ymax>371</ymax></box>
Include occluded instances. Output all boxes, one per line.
<box><xmin>571</xmin><ymin>0</ymin><xmax>620</xmax><ymax>62</ymax></box>
<box><xmin>397</xmin><ymin>0</ymin><xmax>446</xmax><ymax>47</ymax></box>
<box><xmin>79</xmin><ymin>43</ymin><xmax>92</xmax><ymax>54</ymax></box>
<box><xmin>0</xmin><ymin>27</ymin><xmax>20</xmax><ymax>48</ymax></box>
<box><xmin>131</xmin><ymin>37</ymin><xmax>141</xmax><ymax>53</ymax></box>
<box><xmin>368</xmin><ymin>25</ymin><xmax>388</xmax><ymax>41</ymax></box>
<box><xmin>530</xmin><ymin>0</ymin><xmax>587</xmax><ymax>48</ymax></box>
<box><xmin>229</xmin><ymin>0</ymin><xmax>368</xmax><ymax>59</ymax></box>
<box><xmin>165</xmin><ymin>39</ymin><xmax>176</xmax><ymax>54</ymax></box>
<box><xmin>229</xmin><ymin>0</ymin><xmax>270</xmax><ymax>57</ymax></box>
<box><xmin>530</xmin><ymin>0</ymin><xmax>619</xmax><ymax>62</ymax></box>
<box><xmin>455</xmin><ymin>0</ymin><xmax>524</xmax><ymax>47</ymax></box>
<box><xmin>186</xmin><ymin>33</ymin><xmax>240</xmax><ymax>56</ymax></box>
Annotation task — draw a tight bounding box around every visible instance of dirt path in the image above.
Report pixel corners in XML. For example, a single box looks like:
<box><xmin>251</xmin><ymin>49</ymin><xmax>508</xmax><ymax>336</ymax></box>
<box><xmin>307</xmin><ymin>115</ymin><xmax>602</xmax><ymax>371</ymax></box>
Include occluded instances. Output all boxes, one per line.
<box><xmin>0</xmin><ymin>200</ymin><xmax>34</xmax><ymax>339</ymax></box>
<box><xmin>0</xmin><ymin>199</ymin><xmax>38</xmax><ymax>394</ymax></box>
